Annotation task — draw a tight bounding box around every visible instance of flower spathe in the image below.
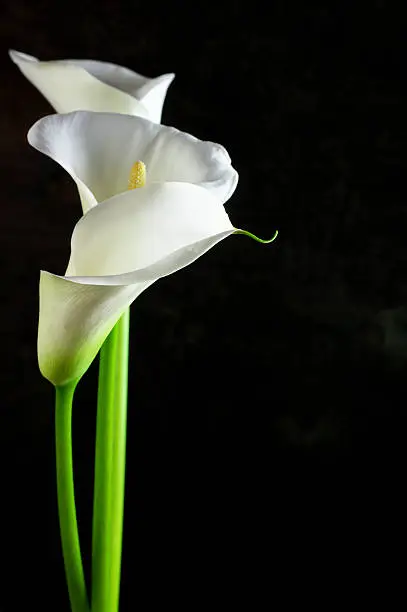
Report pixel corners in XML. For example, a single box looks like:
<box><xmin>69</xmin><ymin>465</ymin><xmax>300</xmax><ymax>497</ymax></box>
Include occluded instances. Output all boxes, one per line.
<box><xmin>9</xmin><ymin>50</ymin><xmax>175</xmax><ymax>122</ymax></box>
<box><xmin>30</xmin><ymin>111</ymin><xmax>238</xmax><ymax>386</ymax></box>
<box><xmin>28</xmin><ymin>111</ymin><xmax>236</xmax><ymax>214</ymax></box>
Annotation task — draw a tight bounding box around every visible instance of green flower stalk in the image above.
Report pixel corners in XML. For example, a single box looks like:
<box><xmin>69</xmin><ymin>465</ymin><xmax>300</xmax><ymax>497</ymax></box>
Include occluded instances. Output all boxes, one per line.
<box><xmin>55</xmin><ymin>382</ymin><xmax>89</xmax><ymax>612</ymax></box>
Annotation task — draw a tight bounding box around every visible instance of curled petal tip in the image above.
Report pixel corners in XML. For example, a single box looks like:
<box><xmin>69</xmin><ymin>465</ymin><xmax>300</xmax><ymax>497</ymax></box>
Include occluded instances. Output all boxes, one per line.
<box><xmin>234</xmin><ymin>228</ymin><xmax>279</xmax><ymax>244</ymax></box>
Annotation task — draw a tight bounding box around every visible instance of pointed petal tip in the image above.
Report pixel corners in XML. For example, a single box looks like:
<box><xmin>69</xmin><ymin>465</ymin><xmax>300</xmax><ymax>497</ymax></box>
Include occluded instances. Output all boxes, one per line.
<box><xmin>8</xmin><ymin>49</ymin><xmax>19</xmax><ymax>62</ymax></box>
<box><xmin>151</xmin><ymin>72</ymin><xmax>175</xmax><ymax>86</ymax></box>
<box><xmin>234</xmin><ymin>228</ymin><xmax>279</xmax><ymax>244</ymax></box>
<box><xmin>9</xmin><ymin>49</ymin><xmax>37</xmax><ymax>64</ymax></box>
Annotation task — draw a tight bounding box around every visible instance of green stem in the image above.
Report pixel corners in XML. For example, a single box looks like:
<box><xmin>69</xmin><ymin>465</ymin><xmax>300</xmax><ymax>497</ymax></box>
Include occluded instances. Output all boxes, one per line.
<box><xmin>55</xmin><ymin>382</ymin><xmax>89</xmax><ymax>612</ymax></box>
<box><xmin>109</xmin><ymin>308</ymin><xmax>129</xmax><ymax>607</ymax></box>
<box><xmin>92</xmin><ymin>309</ymin><xmax>130</xmax><ymax>612</ymax></box>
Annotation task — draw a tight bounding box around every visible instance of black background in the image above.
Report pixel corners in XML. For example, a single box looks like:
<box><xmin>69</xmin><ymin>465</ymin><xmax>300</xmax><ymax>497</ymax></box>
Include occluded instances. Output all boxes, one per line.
<box><xmin>0</xmin><ymin>0</ymin><xmax>405</xmax><ymax>609</ymax></box>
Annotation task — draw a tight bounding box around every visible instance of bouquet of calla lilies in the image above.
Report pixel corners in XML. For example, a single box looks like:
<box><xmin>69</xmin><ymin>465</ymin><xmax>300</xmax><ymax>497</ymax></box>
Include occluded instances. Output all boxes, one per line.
<box><xmin>10</xmin><ymin>49</ymin><xmax>277</xmax><ymax>612</ymax></box>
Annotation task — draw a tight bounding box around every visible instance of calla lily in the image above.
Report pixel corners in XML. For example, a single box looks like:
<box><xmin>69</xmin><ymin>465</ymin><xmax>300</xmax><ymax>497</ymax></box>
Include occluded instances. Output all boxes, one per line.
<box><xmin>28</xmin><ymin>111</ymin><xmax>238</xmax><ymax>386</ymax></box>
<box><xmin>9</xmin><ymin>50</ymin><xmax>174</xmax><ymax>122</ymax></box>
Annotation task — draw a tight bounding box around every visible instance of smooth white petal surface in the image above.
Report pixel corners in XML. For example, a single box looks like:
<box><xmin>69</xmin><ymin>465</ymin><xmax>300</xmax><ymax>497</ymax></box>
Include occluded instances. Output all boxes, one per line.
<box><xmin>38</xmin><ymin>272</ymin><xmax>149</xmax><ymax>386</ymax></box>
<box><xmin>66</xmin><ymin>58</ymin><xmax>175</xmax><ymax>122</ymax></box>
<box><xmin>40</xmin><ymin>227</ymin><xmax>234</xmax><ymax>386</ymax></box>
<box><xmin>67</xmin><ymin>182</ymin><xmax>234</xmax><ymax>276</ymax></box>
<box><xmin>9</xmin><ymin>50</ymin><xmax>151</xmax><ymax>117</ymax></box>
<box><xmin>28</xmin><ymin>111</ymin><xmax>238</xmax><ymax>211</ymax></box>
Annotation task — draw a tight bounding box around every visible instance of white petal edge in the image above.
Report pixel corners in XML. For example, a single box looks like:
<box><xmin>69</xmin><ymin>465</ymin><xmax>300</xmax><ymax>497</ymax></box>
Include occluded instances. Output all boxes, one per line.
<box><xmin>133</xmin><ymin>74</ymin><xmax>175</xmax><ymax>123</ymax></box>
<box><xmin>9</xmin><ymin>50</ymin><xmax>150</xmax><ymax>118</ymax></box>
<box><xmin>27</xmin><ymin>111</ymin><xmax>238</xmax><ymax>210</ymax></box>
<box><xmin>39</xmin><ymin>230</ymin><xmax>234</xmax><ymax>386</ymax></box>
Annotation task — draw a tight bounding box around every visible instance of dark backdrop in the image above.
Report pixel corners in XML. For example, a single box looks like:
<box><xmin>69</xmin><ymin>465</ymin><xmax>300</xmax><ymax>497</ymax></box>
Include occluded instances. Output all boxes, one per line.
<box><xmin>0</xmin><ymin>1</ymin><xmax>405</xmax><ymax>609</ymax></box>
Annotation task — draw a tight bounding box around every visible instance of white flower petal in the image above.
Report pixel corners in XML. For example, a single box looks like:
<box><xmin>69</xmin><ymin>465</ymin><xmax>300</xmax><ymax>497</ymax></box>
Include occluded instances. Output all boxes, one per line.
<box><xmin>9</xmin><ymin>50</ymin><xmax>151</xmax><ymax>118</ymax></box>
<box><xmin>39</xmin><ymin>227</ymin><xmax>234</xmax><ymax>386</ymax></box>
<box><xmin>67</xmin><ymin>182</ymin><xmax>234</xmax><ymax>276</ymax></box>
<box><xmin>9</xmin><ymin>50</ymin><xmax>174</xmax><ymax>122</ymax></box>
<box><xmin>66</xmin><ymin>59</ymin><xmax>175</xmax><ymax>123</ymax></box>
<box><xmin>38</xmin><ymin>271</ymin><xmax>151</xmax><ymax>386</ymax></box>
<box><xmin>27</xmin><ymin>111</ymin><xmax>238</xmax><ymax>208</ymax></box>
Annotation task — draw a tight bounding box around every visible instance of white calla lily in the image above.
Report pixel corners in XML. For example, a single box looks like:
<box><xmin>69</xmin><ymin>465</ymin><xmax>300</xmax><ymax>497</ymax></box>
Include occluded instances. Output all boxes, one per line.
<box><xmin>30</xmin><ymin>111</ymin><xmax>238</xmax><ymax>386</ymax></box>
<box><xmin>9</xmin><ymin>49</ymin><xmax>174</xmax><ymax>122</ymax></box>
<box><xmin>28</xmin><ymin>111</ymin><xmax>236</xmax><ymax>214</ymax></box>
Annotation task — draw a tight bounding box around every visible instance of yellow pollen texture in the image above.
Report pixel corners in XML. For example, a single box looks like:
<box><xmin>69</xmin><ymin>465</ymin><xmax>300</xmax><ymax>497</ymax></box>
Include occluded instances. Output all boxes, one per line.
<box><xmin>128</xmin><ymin>160</ymin><xmax>147</xmax><ymax>189</ymax></box>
